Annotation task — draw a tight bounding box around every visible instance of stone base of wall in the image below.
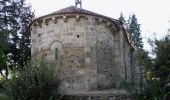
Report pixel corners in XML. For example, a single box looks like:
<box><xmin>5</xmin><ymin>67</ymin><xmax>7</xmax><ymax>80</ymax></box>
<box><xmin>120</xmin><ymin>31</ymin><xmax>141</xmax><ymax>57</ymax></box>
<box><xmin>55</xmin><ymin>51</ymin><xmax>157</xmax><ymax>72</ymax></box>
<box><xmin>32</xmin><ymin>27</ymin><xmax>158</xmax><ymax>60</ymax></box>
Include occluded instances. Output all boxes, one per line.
<box><xmin>63</xmin><ymin>89</ymin><xmax>131</xmax><ymax>100</ymax></box>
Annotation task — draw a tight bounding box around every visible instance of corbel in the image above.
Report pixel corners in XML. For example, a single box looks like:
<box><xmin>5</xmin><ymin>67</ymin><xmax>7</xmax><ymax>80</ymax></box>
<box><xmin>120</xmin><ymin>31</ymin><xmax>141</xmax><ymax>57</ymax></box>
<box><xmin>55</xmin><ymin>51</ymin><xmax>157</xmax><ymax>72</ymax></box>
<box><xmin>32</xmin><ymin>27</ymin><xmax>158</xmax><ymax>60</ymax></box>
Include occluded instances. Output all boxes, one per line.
<box><xmin>76</xmin><ymin>15</ymin><xmax>80</xmax><ymax>22</ymax></box>
<box><xmin>44</xmin><ymin>18</ymin><xmax>52</xmax><ymax>25</ymax></box>
<box><xmin>33</xmin><ymin>22</ymin><xmax>38</xmax><ymax>27</ymax></box>
<box><xmin>95</xmin><ymin>17</ymin><xmax>103</xmax><ymax>24</ymax></box>
<box><xmin>63</xmin><ymin>15</ymin><xmax>67</xmax><ymax>22</ymax></box>
<box><xmin>52</xmin><ymin>17</ymin><xmax>58</xmax><ymax>24</ymax></box>
<box><xmin>38</xmin><ymin>20</ymin><xmax>43</xmax><ymax>28</ymax></box>
<box><xmin>106</xmin><ymin>22</ymin><xmax>111</xmax><ymax>27</ymax></box>
<box><xmin>111</xmin><ymin>24</ymin><xmax>118</xmax><ymax>33</ymax></box>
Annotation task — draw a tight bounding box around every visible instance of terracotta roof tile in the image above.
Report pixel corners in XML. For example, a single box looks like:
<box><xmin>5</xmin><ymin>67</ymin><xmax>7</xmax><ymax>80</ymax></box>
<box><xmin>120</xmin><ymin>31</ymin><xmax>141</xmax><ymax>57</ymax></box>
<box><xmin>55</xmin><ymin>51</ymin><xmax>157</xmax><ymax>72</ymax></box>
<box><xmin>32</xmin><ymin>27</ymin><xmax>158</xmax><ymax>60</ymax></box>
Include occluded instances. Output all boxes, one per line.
<box><xmin>50</xmin><ymin>6</ymin><xmax>112</xmax><ymax>18</ymax></box>
<box><xmin>31</xmin><ymin>6</ymin><xmax>121</xmax><ymax>30</ymax></box>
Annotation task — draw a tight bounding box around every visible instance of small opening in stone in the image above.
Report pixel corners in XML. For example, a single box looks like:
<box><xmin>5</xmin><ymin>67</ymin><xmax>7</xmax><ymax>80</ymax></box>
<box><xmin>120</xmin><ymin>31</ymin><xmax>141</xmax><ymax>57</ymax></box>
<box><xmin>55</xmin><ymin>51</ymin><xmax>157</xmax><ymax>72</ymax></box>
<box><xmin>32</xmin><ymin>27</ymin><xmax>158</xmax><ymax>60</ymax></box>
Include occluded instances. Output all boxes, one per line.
<box><xmin>55</xmin><ymin>48</ymin><xmax>58</xmax><ymax>60</ymax></box>
<box><xmin>71</xmin><ymin>60</ymin><xmax>74</xmax><ymax>63</ymax></box>
<box><xmin>38</xmin><ymin>34</ymin><xmax>41</xmax><ymax>37</ymax></box>
<box><xmin>77</xmin><ymin>35</ymin><xmax>80</xmax><ymax>38</ymax></box>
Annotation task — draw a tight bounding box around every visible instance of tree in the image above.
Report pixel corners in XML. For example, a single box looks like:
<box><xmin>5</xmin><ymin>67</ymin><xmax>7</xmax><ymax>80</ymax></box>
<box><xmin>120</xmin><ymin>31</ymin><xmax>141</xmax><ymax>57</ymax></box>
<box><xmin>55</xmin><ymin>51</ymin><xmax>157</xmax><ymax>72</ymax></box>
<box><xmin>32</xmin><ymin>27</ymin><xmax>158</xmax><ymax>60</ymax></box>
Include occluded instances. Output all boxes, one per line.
<box><xmin>133</xmin><ymin>50</ymin><xmax>154</xmax><ymax>100</ymax></box>
<box><xmin>119</xmin><ymin>12</ymin><xmax>126</xmax><ymax>27</ymax></box>
<box><xmin>134</xmin><ymin>35</ymin><xmax>170</xmax><ymax>100</ymax></box>
<box><xmin>0</xmin><ymin>21</ymin><xmax>9</xmax><ymax>78</ymax></box>
<box><xmin>8</xmin><ymin>0</ymin><xmax>34</xmax><ymax>67</ymax></box>
<box><xmin>0</xmin><ymin>0</ymin><xmax>13</xmax><ymax>77</ymax></box>
<box><xmin>127</xmin><ymin>14</ymin><xmax>143</xmax><ymax>49</ymax></box>
<box><xmin>152</xmin><ymin>35</ymin><xmax>170</xmax><ymax>96</ymax></box>
<box><xmin>0</xmin><ymin>0</ymin><xmax>34</xmax><ymax>77</ymax></box>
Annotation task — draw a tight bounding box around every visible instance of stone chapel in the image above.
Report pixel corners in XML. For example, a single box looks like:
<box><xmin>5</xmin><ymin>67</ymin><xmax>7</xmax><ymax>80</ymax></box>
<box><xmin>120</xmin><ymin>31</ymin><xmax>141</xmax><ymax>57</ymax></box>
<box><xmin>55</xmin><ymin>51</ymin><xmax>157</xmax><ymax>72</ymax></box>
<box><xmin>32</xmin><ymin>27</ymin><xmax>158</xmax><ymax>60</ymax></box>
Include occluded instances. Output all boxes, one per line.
<box><xmin>29</xmin><ymin>5</ymin><xmax>140</xmax><ymax>100</ymax></box>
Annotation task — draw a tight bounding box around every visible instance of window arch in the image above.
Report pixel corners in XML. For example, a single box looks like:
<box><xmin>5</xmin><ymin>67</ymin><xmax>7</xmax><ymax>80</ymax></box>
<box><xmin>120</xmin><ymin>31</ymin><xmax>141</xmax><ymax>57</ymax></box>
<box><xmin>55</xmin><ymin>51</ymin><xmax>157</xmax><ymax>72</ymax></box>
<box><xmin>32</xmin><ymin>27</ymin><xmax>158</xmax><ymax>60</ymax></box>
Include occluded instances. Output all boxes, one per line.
<box><xmin>49</xmin><ymin>41</ymin><xmax>63</xmax><ymax>61</ymax></box>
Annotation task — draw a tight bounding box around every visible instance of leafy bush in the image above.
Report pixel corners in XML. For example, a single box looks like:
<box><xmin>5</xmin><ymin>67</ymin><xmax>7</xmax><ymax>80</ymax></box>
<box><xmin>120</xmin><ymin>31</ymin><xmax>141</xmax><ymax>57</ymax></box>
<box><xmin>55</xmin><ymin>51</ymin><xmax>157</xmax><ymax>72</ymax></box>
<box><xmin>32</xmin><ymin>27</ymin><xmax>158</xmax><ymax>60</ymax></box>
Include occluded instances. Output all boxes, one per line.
<box><xmin>132</xmin><ymin>35</ymin><xmax>170</xmax><ymax>100</ymax></box>
<box><xmin>0</xmin><ymin>93</ymin><xmax>12</xmax><ymax>100</ymax></box>
<box><xmin>0</xmin><ymin>75</ymin><xmax>6</xmax><ymax>92</ymax></box>
<box><xmin>4</xmin><ymin>60</ymin><xmax>63</xmax><ymax>100</ymax></box>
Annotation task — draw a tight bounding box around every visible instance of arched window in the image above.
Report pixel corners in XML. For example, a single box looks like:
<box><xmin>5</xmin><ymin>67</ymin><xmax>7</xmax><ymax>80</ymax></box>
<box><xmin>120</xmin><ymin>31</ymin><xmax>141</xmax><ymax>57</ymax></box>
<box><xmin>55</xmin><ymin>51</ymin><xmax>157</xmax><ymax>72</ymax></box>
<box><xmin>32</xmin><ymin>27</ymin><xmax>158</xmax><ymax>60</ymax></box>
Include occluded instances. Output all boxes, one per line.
<box><xmin>49</xmin><ymin>41</ymin><xmax>63</xmax><ymax>61</ymax></box>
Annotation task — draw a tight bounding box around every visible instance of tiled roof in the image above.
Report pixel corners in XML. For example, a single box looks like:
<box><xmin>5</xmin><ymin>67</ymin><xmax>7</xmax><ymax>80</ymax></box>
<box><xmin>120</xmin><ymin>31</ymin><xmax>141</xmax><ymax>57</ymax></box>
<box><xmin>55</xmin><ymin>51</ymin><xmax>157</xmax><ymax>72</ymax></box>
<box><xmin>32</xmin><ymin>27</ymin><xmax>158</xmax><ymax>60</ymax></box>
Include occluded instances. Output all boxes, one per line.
<box><xmin>50</xmin><ymin>6</ymin><xmax>116</xmax><ymax>20</ymax></box>
<box><xmin>31</xmin><ymin>6</ymin><xmax>121</xmax><ymax>30</ymax></box>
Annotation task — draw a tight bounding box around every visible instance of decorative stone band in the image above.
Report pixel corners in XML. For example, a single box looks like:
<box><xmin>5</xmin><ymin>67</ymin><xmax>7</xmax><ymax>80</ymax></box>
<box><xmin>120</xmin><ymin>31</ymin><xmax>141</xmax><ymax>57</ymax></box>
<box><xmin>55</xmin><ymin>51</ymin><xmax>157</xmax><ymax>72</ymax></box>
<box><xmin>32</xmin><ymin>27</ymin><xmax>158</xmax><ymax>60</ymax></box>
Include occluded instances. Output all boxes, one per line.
<box><xmin>31</xmin><ymin>14</ymin><xmax>118</xmax><ymax>33</ymax></box>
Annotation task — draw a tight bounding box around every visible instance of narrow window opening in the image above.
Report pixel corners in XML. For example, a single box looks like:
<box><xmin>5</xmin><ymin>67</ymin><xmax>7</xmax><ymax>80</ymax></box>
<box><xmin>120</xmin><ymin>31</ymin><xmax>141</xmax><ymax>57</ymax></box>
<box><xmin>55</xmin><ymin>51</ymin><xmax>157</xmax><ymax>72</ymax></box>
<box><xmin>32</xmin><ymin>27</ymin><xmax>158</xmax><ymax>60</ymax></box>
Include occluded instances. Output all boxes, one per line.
<box><xmin>77</xmin><ymin>35</ymin><xmax>80</xmax><ymax>38</ymax></box>
<box><xmin>55</xmin><ymin>48</ymin><xmax>58</xmax><ymax>60</ymax></box>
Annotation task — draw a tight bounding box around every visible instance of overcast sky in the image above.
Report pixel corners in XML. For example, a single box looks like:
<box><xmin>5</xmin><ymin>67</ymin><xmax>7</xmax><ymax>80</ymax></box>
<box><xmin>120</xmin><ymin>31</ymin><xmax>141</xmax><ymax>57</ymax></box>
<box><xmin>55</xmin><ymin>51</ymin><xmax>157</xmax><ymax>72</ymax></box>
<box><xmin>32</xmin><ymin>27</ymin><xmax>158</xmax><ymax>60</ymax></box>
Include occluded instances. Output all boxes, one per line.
<box><xmin>27</xmin><ymin>0</ymin><xmax>170</xmax><ymax>50</ymax></box>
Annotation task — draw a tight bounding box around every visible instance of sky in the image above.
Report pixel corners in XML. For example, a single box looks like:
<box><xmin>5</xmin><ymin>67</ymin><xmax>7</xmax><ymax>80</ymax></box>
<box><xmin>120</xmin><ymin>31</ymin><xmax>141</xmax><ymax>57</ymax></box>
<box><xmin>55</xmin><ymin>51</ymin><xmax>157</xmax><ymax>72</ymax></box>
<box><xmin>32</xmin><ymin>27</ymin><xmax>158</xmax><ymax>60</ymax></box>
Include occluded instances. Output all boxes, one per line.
<box><xmin>27</xmin><ymin>0</ymin><xmax>170</xmax><ymax>51</ymax></box>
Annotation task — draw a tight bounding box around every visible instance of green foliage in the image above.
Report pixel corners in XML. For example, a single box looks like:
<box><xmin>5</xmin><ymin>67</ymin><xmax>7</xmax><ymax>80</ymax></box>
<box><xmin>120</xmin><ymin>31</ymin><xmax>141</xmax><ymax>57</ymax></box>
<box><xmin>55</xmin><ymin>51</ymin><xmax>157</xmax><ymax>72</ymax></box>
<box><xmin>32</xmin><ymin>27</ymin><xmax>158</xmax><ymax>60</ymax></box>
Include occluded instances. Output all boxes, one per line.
<box><xmin>119</xmin><ymin>12</ymin><xmax>126</xmax><ymax>27</ymax></box>
<box><xmin>0</xmin><ymin>0</ymin><xmax>34</xmax><ymax>77</ymax></box>
<box><xmin>0</xmin><ymin>93</ymin><xmax>12</xmax><ymax>100</ymax></box>
<box><xmin>134</xmin><ymin>50</ymin><xmax>152</xmax><ymax>68</ymax></box>
<box><xmin>4</xmin><ymin>60</ymin><xmax>63</xmax><ymax>100</ymax></box>
<box><xmin>7</xmin><ymin>0</ymin><xmax>34</xmax><ymax>68</ymax></box>
<box><xmin>0</xmin><ymin>19</ymin><xmax>10</xmax><ymax>77</ymax></box>
<box><xmin>151</xmin><ymin>35</ymin><xmax>170</xmax><ymax>98</ymax></box>
<box><xmin>0</xmin><ymin>75</ymin><xmax>6</xmax><ymax>92</ymax></box>
<box><xmin>133</xmin><ymin>35</ymin><xmax>170</xmax><ymax>100</ymax></box>
<box><xmin>127</xmin><ymin>14</ymin><xmax>143</xmax><ymax>49</ymax></box>
<box><xmin>118</xmin><ymin>13</ymin><xmax>143</xmax><ymax>49</ymax></box>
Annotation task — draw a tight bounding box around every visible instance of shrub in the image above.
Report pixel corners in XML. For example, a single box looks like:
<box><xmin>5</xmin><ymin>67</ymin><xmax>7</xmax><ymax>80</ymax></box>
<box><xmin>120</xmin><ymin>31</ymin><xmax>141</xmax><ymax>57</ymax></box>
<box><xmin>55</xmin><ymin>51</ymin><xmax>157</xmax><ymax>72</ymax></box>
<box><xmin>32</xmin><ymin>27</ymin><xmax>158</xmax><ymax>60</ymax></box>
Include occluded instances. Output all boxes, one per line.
<box><xmin>0</xmin><ymin>75</ymin><xmax>5</xmax><ymax>92</ymax></box>
<box><xmin>0</xmin><ymin>93</ymin><xmax>12</xmax><ymax>100</ymax></box>
<box><xmin>4</xmin><ymin>60</ymin><xmax>63</xmax><ymax>100</ymax></box>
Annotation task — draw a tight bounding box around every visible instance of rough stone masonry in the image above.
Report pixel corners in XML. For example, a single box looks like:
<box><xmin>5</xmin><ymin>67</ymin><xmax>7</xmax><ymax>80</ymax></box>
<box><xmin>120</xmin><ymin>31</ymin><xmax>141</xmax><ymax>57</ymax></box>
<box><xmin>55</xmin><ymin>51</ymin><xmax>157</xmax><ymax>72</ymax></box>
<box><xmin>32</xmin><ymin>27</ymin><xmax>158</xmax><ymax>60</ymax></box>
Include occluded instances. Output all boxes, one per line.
<box><xmin>29</xmin><ymin>6</ymin><xmax>141</xmax><ymax>100</ymax></box>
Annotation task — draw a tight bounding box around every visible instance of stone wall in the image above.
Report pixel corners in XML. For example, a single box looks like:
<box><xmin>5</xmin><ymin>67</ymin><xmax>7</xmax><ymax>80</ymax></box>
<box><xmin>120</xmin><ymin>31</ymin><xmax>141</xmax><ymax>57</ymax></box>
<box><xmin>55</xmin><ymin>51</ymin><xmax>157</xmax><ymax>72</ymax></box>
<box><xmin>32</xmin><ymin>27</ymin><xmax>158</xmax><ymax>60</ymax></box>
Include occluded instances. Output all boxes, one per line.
<box><xmin>84</xmin><ymin>16</ymin><xmax>116</xmax><ymax>90</ymax></box>
<box><xmin>31</xmin><ymin>16</ymin><xmax>87</xmax><ymax>91</ymax></box>
<box><xmin>63</xmin><ymin>47</ymin><xmax>85</xmax><ymax>90</ymax></box>
<box><xmin>30</xmin><ymin>14</ymin><xmax>136</xmax><ymax>92</ymax></box>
